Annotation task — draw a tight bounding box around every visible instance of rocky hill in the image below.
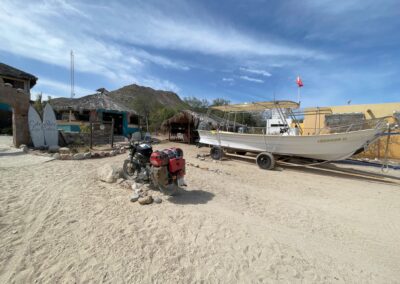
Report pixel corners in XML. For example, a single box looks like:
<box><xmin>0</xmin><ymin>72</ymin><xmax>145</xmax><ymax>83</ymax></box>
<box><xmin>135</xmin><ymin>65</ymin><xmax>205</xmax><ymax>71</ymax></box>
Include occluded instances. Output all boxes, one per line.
<box><xmin>108</xmin><ymin>84</ymin><xmax>186</xmax><ymax>109</ymax></box>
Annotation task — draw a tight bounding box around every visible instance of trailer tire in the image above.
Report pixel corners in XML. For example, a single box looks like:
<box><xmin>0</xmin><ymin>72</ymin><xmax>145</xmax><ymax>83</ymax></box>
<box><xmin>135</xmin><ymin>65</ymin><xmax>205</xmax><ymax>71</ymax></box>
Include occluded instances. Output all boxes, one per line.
<box><xmin>210</xmin><ymin>147</ymin><xmax>224</xmax><ymax>160</ymax></box>
<box><xmin>256</xmin><ymin>152</ymin><xmax>275</xmax><ymax>170</ymax></box>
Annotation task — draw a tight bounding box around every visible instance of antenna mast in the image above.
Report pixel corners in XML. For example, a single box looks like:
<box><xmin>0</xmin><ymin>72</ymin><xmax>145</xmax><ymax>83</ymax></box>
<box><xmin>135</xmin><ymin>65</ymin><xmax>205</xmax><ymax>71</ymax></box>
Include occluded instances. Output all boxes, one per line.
<box><xmin>70</xmin><ymin>50</ymin><xmax>75</xmax><ymax>98</ymax></box>
<box><xmin>69</xmin><ymin>50</ymin><xmax>75</xmax><ymax>122</ymax></box>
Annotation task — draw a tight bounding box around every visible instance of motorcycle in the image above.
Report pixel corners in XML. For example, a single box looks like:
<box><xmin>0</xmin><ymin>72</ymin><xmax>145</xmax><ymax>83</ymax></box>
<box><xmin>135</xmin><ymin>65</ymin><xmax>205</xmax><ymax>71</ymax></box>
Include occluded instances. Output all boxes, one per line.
<box><xmin>122</xmin><ymin>141</ymin><xmax>186</xmax><ymax>196</ymax></box>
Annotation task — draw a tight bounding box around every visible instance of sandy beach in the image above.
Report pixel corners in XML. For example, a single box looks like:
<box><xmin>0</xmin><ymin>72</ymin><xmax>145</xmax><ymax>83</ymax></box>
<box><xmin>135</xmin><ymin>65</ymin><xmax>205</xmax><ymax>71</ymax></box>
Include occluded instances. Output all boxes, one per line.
<box><xmin>0</xmin><ymin>139</ymin><xmax>400</xmax><ymax>283</ymax></box>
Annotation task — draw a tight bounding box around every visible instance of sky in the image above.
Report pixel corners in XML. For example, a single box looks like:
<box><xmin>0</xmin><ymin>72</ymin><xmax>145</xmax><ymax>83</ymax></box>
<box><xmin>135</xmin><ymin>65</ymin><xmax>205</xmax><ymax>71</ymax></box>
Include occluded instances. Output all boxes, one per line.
<box><xmin>1</xmin><ymin>0</ymin><xmax>399</xmax><ymax>107</ymax></box>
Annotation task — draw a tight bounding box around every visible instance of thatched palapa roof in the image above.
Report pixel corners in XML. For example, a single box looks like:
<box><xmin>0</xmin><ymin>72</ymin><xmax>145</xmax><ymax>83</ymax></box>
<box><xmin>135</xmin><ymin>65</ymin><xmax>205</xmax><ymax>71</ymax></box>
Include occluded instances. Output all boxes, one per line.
<box><xmin>51</xmin><ymin>93</ymin><xmax>136</xmax><ymax>113</ymax></box>
<box><xmin>0</xmin><ymin>62</ymin><xmax>38</xmax><ymax>88</ymax></box>
<box><xmin>161</xmin><ymin>110</ymin><xmax>230</xmax><ymax>130</ymax></box>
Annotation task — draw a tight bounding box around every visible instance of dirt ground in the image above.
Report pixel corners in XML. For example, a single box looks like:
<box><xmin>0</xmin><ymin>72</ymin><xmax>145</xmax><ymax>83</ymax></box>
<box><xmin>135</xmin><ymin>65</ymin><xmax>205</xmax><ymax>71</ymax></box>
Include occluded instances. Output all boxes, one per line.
<box><xmin>0</xmin><ymin>138</ymin><xmax>399</xmax><ymax>283</ymax></box>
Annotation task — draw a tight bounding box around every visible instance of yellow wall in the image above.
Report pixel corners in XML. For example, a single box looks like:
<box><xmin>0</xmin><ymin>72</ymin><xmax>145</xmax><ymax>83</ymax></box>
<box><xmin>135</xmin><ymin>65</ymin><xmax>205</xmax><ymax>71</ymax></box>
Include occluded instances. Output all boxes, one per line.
<box><xmin>302</xmin><ymin>102</ymin><xmax>400</xmax><ymax>160</ymax></box>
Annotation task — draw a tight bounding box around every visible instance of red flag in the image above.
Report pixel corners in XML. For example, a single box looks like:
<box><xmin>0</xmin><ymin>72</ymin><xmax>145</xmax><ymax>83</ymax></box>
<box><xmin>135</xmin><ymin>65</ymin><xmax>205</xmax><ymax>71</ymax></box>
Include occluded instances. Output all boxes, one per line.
<box><xmin>296</xmin><ymin>76</ymin><xmax>303</xmax><ymax>87</ymax></box>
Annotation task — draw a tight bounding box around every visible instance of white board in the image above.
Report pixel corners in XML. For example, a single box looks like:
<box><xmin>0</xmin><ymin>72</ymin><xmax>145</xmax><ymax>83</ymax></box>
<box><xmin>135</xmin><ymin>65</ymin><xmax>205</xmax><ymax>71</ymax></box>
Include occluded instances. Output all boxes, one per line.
<box><xmin>28</xmin><ymin>106</ymin><xmax>45</xmax><ymax>148</ymax></box>
<box><xmin>43</xmin><ymin>104</ymin><xmax>58</xmax><ymax>147</ymax></box>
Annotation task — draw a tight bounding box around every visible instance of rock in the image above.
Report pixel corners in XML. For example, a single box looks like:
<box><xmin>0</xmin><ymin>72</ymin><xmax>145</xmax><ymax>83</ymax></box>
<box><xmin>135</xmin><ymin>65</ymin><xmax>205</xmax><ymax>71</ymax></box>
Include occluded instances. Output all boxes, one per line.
<box><xmin>59</xmin><ymin>147</ymin><xmax>70</xmax><ymax>154</ymax></box>
<box><xmin>52</xmin><ymin>153</ymin><xmax>61</xmax><ymax>160</ymax></box>
<box><xmin>60</xmin><ymin>154</ymin><xmax>72</xmax><ymax>160</ymax></box>
<box><xmin>83</xmin><ymin>152</ymin><xmax>92</xmax><ymax>159</ymax></box>
<box><xmin>110</xmin><ymin>150</ymin><xmax>118</xmax><ymax>156</ymax></box>
<box><xmin>154</xmin><ymin>197</ymin><xmax>162</xmax><ymax>204</ymax></box>
<box><xmin>12</xmin><ymin>230</ymin><xmax>18</xmax><ymax>234</ymax></box>
<box><xmin>99</xmin><ymin>152</ymin><xmax>106</xmax><ymax>157</ymax></box>
<box><xmin>92</xmin><ymin>152</ymin><xmax>100</xmax><ymax>158</ymax></box>
<box><xmin>119</xmin><ymin>148</ymin><xmax>126</xmax><ymax>154</ymax></box>
<box><xmin>19</xmin><ymin>144</ymin><xmax>28</xmax><ymax>153</ymax></box>
<box><xmin>116</xmin><ymin>178</ymin><xmax>125</xmax><ymax>184</ymax></box>
<box><xmin>199</xmin><ymin>157</ymin><xmax>205</xmax><ymax>161</ymax></box>
<box><xmin>131</xmin><ymin>182</ymin><xmax>138</xmax><ymax>190</ymax></box>
<box><xmin>48</xmin><ymin>145</ymin><xmax>60</xmax><ymax>153</ymax></box>
<box><xmin>73</xmin><ymin>153</ymin><xmax>85</xmax><ymax>160</ymax></box>
<box><xmin>138</xmin><ymin>195</ymin><xmax>153</xmax><ymax>205</ymax></box>
<box><xmin>97</xmin><ymin>164</ymin><xmax>122</xmax><ymax>183</ymax></box>
<box><xmin>120</xmin><ymin>181</ymin><xmax>132</xmax><ymax>189</ymax></box>
<box><xmin>130</xmin><ymin>193</ymin><xmax>139</xmax><ymax>202</ymax></box>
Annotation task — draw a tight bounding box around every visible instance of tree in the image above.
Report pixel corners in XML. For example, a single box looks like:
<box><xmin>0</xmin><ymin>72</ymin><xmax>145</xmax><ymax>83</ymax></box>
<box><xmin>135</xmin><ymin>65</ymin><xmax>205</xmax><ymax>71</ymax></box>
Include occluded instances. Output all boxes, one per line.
<box><xmin>183</xmin><ymin>96</ymin><xmax>209</xmax><ymax>113</ymax></box>
<box><xmin>33</xmin><ymin>93</ymin><xmax>43</xmax><ymax>117</ymax></box>
<box><xmin>131</xmin><ymin>95</ymin><xmax>152</xmax><ymax>131</ymax></box>
<box><xmin>211</xmin><ymin>98</ymin><xmax>230</xmax><ymax>106</ymax></box>
<box><xmin>150</xmin><ymin>106</ymin><xmax>177</xmax><ymax>131</ymax></box>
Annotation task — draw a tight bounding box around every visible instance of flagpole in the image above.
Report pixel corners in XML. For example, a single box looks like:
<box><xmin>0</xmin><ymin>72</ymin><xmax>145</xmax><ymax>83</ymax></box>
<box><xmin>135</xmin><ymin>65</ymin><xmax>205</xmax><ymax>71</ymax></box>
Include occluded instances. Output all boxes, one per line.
<box><xmin>297</xmin><ymin>86</ymin><xmax>300</xmax><ymax>104</ymax></box>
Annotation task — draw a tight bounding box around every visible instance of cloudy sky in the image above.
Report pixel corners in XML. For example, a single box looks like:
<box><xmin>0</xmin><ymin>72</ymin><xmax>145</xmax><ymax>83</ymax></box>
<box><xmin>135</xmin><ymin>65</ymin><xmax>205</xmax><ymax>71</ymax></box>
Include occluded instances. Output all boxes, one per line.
<box><xmin>1</xmin><ymin>0</ymin><xmax>399</xmax><ymax>106</ymax></box>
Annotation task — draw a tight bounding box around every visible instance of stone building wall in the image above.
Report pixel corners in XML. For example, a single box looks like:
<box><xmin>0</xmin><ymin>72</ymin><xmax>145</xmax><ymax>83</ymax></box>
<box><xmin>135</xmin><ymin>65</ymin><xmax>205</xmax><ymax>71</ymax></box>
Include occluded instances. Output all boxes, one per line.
<box><xmin>0</xmin><ymin>83</ymin><xmax>30</xmax><ymax>146</ymax></box>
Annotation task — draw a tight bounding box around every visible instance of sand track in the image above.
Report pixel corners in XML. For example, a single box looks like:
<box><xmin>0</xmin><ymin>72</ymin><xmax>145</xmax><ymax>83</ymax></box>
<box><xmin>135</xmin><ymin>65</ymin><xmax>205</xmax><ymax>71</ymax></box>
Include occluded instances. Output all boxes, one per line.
<box><xmin>0</xmin><ymin>142</ymin><xmax>399</xmax><ymax>283</ymax></box>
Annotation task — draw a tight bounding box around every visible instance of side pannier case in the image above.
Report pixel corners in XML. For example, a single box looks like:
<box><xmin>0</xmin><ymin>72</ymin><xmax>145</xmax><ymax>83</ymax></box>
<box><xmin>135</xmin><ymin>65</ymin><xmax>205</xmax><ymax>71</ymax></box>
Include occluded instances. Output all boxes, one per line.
<box><xmin>150</xmin><ymin>151</ymin><xmax>169</xmax><ymax>167</ymax></box>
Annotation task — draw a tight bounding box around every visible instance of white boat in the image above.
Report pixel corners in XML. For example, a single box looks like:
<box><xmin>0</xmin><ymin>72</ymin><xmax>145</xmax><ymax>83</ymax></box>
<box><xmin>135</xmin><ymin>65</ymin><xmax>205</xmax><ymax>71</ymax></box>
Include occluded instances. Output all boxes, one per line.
<box><xmin>198</xmin><ymin>101</ymin><xmax>387</xmax><ymax>167</ymax></box>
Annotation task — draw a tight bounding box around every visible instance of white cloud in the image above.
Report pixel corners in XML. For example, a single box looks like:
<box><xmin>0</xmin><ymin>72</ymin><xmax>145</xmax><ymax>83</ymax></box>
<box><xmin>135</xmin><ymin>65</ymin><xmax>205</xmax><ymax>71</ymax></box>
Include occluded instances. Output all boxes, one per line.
<box><xmin>240</xmin><ymin>67</ymin><xmax>272</xmax><ymax>77</ymax></box>
<box><xmin>222</xmin><ymin>78</ymin><xmax>234</xmax><ymax>82</ymax></box>
<box><xmin>0</xmin><ymin>1</ymin><xmax>185</xmax><ymax>94</ymax></box>
<box><xmin>31</xmin><ymin>77</ymin><xmax>94</xmax><ymax>99</ymax></box>
<box><xmin>94</xmin><ymin>1</ymin><xmax>326</xmax><ymax>59</ymax></box>
<box><xmin>240</xmin><ymin>76</ymin><xmax>264</xmax><ymax>83</ymax></box>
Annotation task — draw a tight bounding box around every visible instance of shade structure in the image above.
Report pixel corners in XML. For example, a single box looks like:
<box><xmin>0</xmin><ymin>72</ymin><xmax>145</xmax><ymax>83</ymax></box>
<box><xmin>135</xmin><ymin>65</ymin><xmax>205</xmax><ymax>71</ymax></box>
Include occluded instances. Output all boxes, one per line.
<box><xmin>210</xmin><ymin>100</ymin><xmax>300</xmax><ymax>112</ymax></box>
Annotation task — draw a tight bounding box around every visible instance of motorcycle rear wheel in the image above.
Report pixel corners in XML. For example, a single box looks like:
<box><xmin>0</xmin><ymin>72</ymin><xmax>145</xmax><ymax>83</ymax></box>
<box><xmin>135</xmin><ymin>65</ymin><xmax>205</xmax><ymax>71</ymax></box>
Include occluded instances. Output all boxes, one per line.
<box><xmin>158</xmin><ymin>182</ymin><xmax>179</xmax><ymax>196</ymax></box>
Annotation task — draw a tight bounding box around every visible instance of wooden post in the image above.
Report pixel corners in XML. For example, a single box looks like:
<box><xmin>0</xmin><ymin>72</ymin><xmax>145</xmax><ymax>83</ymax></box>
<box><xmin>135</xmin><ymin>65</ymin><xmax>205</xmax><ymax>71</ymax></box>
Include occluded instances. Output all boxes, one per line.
<box><xmin>90</xmin><ymin>122</ymin><xmax>93</xmax><ymax>149</ymax></box>
<box><xmin>188</xmin><ymin>121</ymin><xmax>191</xmax><ymax>144</ymax></box>
<box><xmin>111</xmin><ymin>118</ymin><xmax>114</xmax><ymax>148</ymax></box>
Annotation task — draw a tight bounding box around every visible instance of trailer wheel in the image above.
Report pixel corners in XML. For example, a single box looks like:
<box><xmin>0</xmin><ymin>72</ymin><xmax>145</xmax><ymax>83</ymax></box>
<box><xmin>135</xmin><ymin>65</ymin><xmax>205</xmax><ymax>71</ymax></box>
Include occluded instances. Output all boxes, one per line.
<box><xmin>256</xmin><ymin>152</ymin><xmax>275</xmax><ymax>170</ymax></box>
<box><xmin>210</xmin><ymin>147</ymin><xmax>224</xmax><ymax>160</ymax></box>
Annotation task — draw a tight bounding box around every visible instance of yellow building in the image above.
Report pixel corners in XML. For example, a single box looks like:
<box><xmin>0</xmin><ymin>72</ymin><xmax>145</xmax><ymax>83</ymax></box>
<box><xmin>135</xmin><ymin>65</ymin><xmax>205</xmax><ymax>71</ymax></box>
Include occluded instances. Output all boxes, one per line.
<box><xmin>302</xmin><ymin>102</ymin><xmax>400</xmax><ymax>160</ymax></box>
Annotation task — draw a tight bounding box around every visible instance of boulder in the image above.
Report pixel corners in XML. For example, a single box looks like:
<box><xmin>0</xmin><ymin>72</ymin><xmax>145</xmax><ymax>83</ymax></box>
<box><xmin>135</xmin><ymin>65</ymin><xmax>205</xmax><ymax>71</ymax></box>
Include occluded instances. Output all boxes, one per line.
<box><xmin>59</xmin><ymin>147</ymin><xmax>70</xmax><ymax>154</ymax></box>
<box><xmin>131</xmin><ymin>182</ymin><xmax>139</xmax><ymax>191</ymax></box>
<box><xmin>154</xmin><ymin>197</ymin><xmax>162</xmax><ymax>204</ymax></box>
<box><xmin>99</xmin><ymin>152</ymin><xmax>106</xmax><ymax>157</ymax></box>
<box><xmin>52</xmin><ymin>153</ymin><xmax>61</xmax><ymax>160</ymax></box>
<box><xmin>48</xmin><ymin>145</ymin><xmax>60</xmax><ymax>153</ymax></box>
<box><xmin>19</xmin><ymin>144</ymin><xmax>28</xmax><ymax>153</ymax></box>
<box><xmin>83</xmin><ymin>152</ymin><xmax>92</xmax><ymax>159</ymax></box>
<box><xmin>130</xmin><ymin>193</ymin><xmax>139</xmax><ymax>202</ymax></box>
<box><xmin>73</xmin><ymin>153</ymin><xmax>85</xmax><ymax>160</ymax></box>
<box><xmin>97</xmin><ymin>164</ymin><xmax>122</xmax><ymax>183</ymax></box>
<box><xmin>138</xmin><ymin>195</ymin><xmax>153</xmax><ymax>205</ymax></box>
<box><xmin>60</xmin><ymin>154</ymin><xmax>72</xmax><ymax>160</ymax></box>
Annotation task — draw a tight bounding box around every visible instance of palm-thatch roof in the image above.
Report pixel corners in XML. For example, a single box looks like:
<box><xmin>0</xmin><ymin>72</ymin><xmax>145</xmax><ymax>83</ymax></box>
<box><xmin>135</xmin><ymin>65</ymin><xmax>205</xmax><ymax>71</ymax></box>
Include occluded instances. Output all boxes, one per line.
<box><xmin>161</xmin><ymin>109</ymin><xmax>232</xmax><ymax>130</ymax></box>
<box><xmin>0</xmin><ymin>62</ymin><xmax>38</xmax><ymax>88</ymax></box>
<box><xmin>51</xmin><ymin>93</ymin><xmax>136</xmax><ymax>113</ymax></box>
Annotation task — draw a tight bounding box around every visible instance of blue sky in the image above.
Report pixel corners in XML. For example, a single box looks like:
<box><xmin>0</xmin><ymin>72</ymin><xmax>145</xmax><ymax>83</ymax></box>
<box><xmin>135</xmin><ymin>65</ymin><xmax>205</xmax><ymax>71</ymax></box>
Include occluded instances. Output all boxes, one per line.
<box><xmin>1</xmin><ymin>0</ymin><xmax>399</xmax><ymax>107</ymax></box>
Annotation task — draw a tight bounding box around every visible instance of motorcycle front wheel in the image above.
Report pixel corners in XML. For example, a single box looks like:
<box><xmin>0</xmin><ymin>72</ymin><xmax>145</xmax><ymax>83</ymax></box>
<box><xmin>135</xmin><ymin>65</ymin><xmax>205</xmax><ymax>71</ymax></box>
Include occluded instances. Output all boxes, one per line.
<box><xmin>122</xmin><ymin>159</ymin><xmax>139</xmax><ymax>180</ymax></box>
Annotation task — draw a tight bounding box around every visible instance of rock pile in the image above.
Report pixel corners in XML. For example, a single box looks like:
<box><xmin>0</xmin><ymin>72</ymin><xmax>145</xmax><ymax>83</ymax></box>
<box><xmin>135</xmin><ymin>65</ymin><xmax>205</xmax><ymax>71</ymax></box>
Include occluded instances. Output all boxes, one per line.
<box><xmin>96</xmin><ymin>168</ymin><xmax>163</xmax><ymax>205</ymax></box>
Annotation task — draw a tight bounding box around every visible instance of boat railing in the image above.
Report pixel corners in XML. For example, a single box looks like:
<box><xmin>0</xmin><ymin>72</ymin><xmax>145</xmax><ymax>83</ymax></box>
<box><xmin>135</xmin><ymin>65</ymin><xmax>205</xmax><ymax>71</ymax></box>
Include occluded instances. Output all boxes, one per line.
<box><xmin>214</xmin><ymin>118</ymin><xmax>386</xmax><ymax>136</ymax></box>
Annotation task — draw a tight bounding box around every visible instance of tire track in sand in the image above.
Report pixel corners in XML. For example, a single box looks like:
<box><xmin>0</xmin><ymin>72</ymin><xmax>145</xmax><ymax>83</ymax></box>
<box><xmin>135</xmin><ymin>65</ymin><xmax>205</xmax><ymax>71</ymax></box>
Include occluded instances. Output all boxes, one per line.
<box><xmin>0</xmin><ymin>166</ymin><xmax>74</xmax><ymax>283</ymax></box>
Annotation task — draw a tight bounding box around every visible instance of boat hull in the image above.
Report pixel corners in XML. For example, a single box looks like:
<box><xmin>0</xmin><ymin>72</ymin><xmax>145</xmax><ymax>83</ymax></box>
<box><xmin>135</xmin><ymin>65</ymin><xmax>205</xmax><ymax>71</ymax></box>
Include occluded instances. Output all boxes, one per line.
<box><xmin>198</xmin><ymin>128</ymin><xmax>384</xmax><ymax>161</ymax></box>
